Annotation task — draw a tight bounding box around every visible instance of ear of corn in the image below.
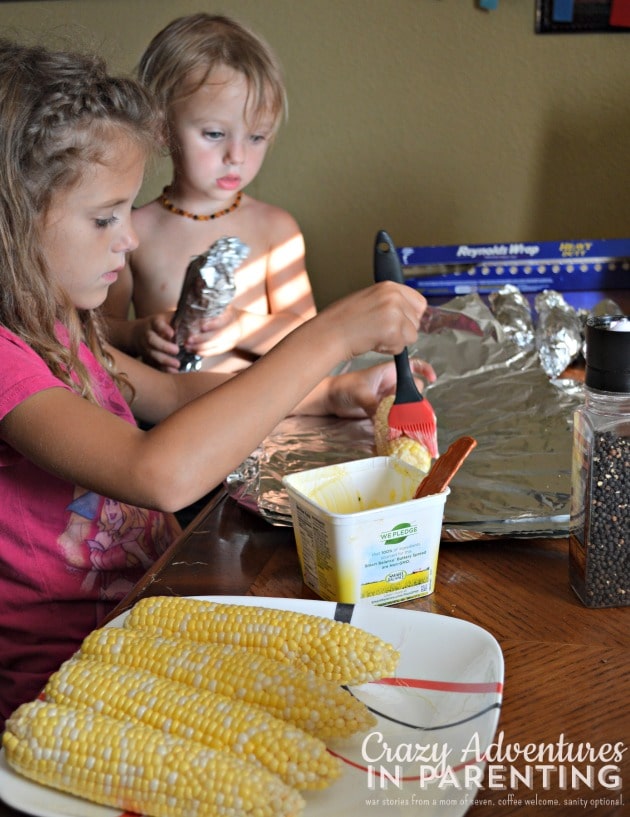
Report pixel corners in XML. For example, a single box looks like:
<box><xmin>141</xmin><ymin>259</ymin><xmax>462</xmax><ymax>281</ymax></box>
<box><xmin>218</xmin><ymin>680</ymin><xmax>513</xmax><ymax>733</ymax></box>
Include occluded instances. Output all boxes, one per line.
<box><xmin>124</xmin><ymin>596</ymin><xmax>400</xmax><ymax>685</ymax></box>
<box><xmin>79</xmin><ymin>626</ymin><xmax>376</xmax><ymax>740</ymax></box>
<box><xmin>380</xmin><ymin>434</ymin><xmax>433</xmax><ymax>472</ymax></box>
<box><xmin>3</xmin><ymin>699</ymin><xmax>305</xmax><ymax>817</ymax></box>
<box><xmin>374</xmin><ymin>395</ymin><xmax>433</xmax><ymax>472</ymax></box>
<box><xmin>45</xmin><ymin>657</ymin><xmax>341</xmax><ymax>791</ymax></box>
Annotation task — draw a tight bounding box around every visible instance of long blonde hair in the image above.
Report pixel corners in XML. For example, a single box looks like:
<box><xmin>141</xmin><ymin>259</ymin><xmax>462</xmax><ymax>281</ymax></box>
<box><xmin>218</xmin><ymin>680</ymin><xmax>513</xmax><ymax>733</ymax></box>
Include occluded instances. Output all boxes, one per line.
<box><xmin>138</xmin><ymin>13</ymin><xmax>287</xmax><ymax>146</ymax></box>
<box><xmin>0</xmin><ymin>39</ymin><xmax>163</xmax><ymax>401</ymax></box>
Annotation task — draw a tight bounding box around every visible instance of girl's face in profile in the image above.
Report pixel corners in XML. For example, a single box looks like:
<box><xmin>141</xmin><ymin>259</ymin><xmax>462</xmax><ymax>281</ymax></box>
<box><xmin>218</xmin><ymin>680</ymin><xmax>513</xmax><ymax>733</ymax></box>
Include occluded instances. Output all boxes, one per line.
<box><xmin>40</xmin><ymin>136</ymin><xmax>146</xmax><ymax>311</ymax></box>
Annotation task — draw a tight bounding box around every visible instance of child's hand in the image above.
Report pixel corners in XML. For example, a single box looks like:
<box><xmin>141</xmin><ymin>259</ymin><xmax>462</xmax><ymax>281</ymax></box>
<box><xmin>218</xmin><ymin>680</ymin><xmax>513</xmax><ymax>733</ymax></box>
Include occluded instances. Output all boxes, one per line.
<box><xmin>318</xmin><ymin>281</ymin><xmax>428</xmax><ymax>361</ymax></box>
<box><xmin>132</xmin><ymin>313</ymin><xmax>181</xmax><ymax>373</ymax></box>
<box><xmin>326</xmin><ymin>359</ymin><xmax>437</xmax><ymax>419</ymax></box>
<box><xmin>185</xmin><ymin>305</ymin><xmax>243</xmax><ymax>358</ymax></box>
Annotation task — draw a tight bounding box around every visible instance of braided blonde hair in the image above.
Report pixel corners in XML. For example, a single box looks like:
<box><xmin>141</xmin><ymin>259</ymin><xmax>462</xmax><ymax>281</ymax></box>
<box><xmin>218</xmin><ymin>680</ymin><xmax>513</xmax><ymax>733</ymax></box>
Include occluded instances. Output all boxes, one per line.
<box><xmin>0</xmin><ymin>39</ymin><xmax>163</xmax><ymax>402</ymax></box>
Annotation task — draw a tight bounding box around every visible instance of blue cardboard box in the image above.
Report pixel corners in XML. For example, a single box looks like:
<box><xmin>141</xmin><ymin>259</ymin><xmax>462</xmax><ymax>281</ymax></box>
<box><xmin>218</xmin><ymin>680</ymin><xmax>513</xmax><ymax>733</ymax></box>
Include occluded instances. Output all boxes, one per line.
<box><xmin>400</xmin><ymin>238</ymin><xmax>630</xmax><ymax>311</ymax></box>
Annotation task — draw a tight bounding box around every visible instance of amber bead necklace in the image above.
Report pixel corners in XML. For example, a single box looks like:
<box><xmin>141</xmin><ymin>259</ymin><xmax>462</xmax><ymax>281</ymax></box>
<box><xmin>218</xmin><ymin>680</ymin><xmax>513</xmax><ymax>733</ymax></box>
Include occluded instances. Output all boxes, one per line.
<box><xmin>159</xmin><ymin>188</ymin><xmax>242</xmax><ymax>221</ymax></box>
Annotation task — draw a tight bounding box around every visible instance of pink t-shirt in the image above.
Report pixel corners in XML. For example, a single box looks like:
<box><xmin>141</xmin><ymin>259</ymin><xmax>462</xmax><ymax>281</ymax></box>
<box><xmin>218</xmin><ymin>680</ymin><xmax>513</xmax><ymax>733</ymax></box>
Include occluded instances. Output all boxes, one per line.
<box><xmin>0</xmin><ymin>326</ymin><xmax>180</xmax><ymax>728</ymax></box>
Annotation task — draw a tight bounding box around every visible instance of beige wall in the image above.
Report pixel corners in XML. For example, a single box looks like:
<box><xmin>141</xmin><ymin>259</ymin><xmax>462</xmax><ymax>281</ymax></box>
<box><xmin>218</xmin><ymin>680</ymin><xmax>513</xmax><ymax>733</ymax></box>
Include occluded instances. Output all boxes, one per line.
<box><xmin>2</xmin><ymin>0</ymin><xmax>630</xmax><ymax>306</ymax></box>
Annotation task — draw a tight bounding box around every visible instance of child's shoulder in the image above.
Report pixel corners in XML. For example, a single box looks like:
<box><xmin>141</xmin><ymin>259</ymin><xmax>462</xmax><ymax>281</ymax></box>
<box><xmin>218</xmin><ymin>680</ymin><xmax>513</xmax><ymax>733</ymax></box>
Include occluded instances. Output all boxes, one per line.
<box><xmin>240</xmin><ymin>193</ymin><xmax>301</xmax><ymax>238</ymax></box>
<box><xmin>131</xmin><ymin>197</ymin><xmax>169</xmax><ymax>235</ymax></box>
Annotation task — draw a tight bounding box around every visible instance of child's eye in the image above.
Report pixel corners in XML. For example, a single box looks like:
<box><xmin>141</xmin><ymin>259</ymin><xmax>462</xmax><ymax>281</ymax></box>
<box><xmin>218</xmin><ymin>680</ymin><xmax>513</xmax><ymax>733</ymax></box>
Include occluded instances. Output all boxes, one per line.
<box><xmin>94</xmin><ymin>216</ymin><xmax>119</xmax><ymax>229</ymax></box>
<box><xmin>250</xmin><ymin>134</ymin><xmax>267</xmax><ymax>145</ymax></box>
<box><xmin>203</xmin><ymin>130</ymin><xmax>224</xmax><ymax>141</ymax></box>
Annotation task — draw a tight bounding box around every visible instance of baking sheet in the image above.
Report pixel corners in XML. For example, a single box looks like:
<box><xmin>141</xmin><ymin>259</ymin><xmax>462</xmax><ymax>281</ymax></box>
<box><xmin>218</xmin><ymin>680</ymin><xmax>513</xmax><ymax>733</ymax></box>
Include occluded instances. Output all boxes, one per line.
<box><xmin>226</xmin><ymin>294</ymin><xmax>584</xmax><ymax>539</ymax></box>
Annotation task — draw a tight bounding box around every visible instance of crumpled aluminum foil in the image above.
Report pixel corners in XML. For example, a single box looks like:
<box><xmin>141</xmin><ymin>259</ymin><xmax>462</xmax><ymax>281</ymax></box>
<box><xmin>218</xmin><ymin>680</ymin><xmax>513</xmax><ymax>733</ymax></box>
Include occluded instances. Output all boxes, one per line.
<box><xmin>489</xmin><ymin>286</ymin><xmax>587</xmax><ymax>378</ymax></box>
<box><xmin>489</xmin><ymin>284</ymin><xmax>535</xmax><ymax>348</ymax></box>
<box><xmin>226</xmin><ymin>292</ymin><xmax>597</xmax><ymax>540</ymax></box>
<box><xmin>171</xmin><ymin>237</ymin><xmax>249</xmax><ymax>371</ymax></box>
<box><xmin>534</xmin><ymin>290</ymin><xmax>583</xmax><ymax>378</ymax></box>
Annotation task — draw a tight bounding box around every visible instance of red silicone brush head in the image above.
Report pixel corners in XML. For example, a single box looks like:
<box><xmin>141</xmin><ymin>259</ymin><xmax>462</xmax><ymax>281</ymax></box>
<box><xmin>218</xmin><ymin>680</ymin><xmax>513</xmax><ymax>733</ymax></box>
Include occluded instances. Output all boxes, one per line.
<box><xmin>387</xmin><ymin>398</ymin><xmax>439</xmax><ymax>459</ymax></box>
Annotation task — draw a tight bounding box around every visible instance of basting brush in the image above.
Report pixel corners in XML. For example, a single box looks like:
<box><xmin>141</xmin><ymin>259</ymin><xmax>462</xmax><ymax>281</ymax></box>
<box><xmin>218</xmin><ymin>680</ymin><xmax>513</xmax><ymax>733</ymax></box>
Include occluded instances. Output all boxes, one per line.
<box><xmin>373</xmin><ymin>229</ymin><xmax>439</xmax><ymax>458</ymax></box>
<box><xmin>414</xmin><ymin>436</ymin><xmax>477</xmax><ymax>499</ymax></box>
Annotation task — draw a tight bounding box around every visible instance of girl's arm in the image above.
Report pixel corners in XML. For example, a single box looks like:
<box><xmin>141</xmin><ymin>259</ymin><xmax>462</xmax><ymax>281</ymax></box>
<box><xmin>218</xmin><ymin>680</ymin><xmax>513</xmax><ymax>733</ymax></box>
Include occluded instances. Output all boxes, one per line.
<box><xmin>0</xmin><ymin>282</ymin><xmax>426</xmax><ymax>514</ymax></box>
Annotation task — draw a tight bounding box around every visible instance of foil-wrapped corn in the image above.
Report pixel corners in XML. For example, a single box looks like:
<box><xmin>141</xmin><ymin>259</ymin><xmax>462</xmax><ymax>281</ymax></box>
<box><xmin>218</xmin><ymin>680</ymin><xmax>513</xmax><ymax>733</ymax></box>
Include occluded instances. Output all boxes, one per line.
<box><xmin>488</xmin><ymin>284</ymin><xmax>534</xmax><ymax>348</ymax></box>
<box><xmin>171</xmin><ymin>236</ymin><xmax>249</xmax><ymax>371</ymax></box>
<box><xmin>534</xmin><ymin>290</ymin><xmax>583</xmax><ymax>377</ymax></box>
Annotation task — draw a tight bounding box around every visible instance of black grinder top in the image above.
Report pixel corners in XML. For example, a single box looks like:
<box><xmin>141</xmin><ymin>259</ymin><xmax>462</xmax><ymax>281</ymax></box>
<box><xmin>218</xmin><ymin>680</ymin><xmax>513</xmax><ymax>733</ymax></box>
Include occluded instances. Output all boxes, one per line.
<box><xmin>585</xmin><ymin>315</ymin><xmax>630</xmax><ymax>393</ymax></box>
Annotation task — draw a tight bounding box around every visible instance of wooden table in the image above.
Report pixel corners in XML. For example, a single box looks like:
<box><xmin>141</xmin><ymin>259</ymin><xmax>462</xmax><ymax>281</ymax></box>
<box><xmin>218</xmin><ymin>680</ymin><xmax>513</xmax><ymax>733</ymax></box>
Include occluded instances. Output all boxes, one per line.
<box><xmin>1</xmin><ymin>488</ymin><xmax>628</xmax><ymax>817</ymax></box>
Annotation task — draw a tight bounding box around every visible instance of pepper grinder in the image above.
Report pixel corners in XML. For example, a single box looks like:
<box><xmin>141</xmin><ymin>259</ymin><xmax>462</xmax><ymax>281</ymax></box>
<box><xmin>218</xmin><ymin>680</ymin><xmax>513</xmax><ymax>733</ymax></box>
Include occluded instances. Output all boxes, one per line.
<box><xmin>569</xmin><ymin>315</ymin><xmax>630</xmax><ymax>607</ymax></box>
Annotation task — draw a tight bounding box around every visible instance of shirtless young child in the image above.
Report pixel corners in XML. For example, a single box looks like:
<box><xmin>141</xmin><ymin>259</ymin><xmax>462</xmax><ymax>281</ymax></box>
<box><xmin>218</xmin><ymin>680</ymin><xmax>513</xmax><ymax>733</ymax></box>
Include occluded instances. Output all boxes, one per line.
<box><xmin>104</xmin><ymin>13</ymin><xmax>316</xmax><ymax>373</ymax></box>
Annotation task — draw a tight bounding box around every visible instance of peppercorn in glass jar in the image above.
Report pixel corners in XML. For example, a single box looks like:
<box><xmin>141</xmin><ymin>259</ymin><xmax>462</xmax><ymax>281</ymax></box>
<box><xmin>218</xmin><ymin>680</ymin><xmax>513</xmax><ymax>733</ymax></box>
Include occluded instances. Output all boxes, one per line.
<box><xmin>569</xmin><ymin>315</ymin><xmax>630</xmax><ymax>607</ymax></box>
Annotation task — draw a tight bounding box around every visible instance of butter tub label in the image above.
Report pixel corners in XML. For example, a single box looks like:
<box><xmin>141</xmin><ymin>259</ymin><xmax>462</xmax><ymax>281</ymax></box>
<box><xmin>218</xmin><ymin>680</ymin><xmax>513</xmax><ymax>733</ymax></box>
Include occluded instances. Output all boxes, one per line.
<box><xmin>360</xmin><ymin>521</ymin><xmax>437</xmax><ymax>604</ymax></box>
<box><xmin>379</xmin><ymin>522</ymin><xmax>418</xmax><ymax>543</ymax></box>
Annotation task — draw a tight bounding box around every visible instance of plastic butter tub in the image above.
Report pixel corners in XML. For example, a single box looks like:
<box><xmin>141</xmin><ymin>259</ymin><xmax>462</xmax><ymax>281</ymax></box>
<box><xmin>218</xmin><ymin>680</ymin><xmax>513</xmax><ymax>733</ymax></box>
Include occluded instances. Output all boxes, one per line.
<box><xmin>282</xmin><ymin>456</ymin><xmax>449</xmax><ymax>605</ymax></box>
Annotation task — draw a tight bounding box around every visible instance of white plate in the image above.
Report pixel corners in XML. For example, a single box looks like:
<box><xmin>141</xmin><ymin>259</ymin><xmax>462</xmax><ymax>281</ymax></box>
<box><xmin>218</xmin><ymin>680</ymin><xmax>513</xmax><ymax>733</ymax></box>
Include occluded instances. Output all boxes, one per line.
<box><xmin>0</xmin><ymin>597</ymin><xmax>504</xmax><ymax>817</ymax></box>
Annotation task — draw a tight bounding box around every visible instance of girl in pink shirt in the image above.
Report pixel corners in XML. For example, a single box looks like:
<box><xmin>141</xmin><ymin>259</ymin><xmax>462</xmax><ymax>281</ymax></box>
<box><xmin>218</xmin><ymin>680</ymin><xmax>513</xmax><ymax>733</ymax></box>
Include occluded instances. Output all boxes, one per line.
<box><xmin>0</xmin><ymin>38</ymin><xmax>433</xmax><ymax>729</ymax></box>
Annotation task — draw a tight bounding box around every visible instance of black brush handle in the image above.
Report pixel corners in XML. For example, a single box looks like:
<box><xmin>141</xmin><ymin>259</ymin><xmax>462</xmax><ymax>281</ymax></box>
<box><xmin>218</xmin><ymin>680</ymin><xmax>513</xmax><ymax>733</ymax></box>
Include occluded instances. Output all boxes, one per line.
<box><xmin>374</xmin><ymin>230</ymin><xmax>405</xmax><ymax>286</ymax></box>
<box><xmin>374</xmin><ymin>229</ymin><xmax>424</xmax><ymax>405</ymax></box>
<box><xmin>393</xmin><ymin>346</ymin><xmax>423</xmax><ymax>404</ymax></box>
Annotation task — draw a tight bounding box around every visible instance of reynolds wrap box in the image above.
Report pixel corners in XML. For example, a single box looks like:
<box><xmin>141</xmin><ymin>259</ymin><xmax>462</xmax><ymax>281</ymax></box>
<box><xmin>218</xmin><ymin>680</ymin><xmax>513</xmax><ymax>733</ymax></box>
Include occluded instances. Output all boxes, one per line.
<box><xmin>400</xmin><ymin>238</ymin><xmax>630</xmax><ymax>310</ymax></box>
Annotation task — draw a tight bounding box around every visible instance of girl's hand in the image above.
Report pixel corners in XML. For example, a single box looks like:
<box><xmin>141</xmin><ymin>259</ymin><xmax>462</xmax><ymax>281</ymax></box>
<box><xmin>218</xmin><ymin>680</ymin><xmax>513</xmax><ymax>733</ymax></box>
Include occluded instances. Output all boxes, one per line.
<box><xmin>325</xmin><ymin>358</ymin><xmax>437</xmax><ymax>419</ymax></box>
<box><xmin>318</xmin><ymin>281</ymin><xmax>427</xmax><ymax>361</ymax></box>
<box><xmin>185</xmin><ymin>305</ymin><xmax>243</xmax><ymax>358</ymax></box>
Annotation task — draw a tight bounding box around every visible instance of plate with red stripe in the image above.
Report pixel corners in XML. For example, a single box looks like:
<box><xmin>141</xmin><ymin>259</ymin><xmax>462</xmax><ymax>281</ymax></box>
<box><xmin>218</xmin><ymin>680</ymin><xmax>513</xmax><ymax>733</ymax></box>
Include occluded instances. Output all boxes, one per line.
<box><xmin>0</xmin><ymin>597</ymin><xmax>504</xmax><ymax>817</ymax></box>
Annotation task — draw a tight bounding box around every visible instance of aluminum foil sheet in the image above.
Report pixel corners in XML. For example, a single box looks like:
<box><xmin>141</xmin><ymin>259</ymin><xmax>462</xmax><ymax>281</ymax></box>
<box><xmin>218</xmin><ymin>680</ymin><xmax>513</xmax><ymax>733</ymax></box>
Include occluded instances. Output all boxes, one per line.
<box><xmin>171</xmin><ymin>237</ymin><xmax>249</xmax><ymax>371</ymax></box>
<box><xmin>226</xmin><ymin>292</ymin><xmax>591</xmax><ymax>540</ymax></box>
